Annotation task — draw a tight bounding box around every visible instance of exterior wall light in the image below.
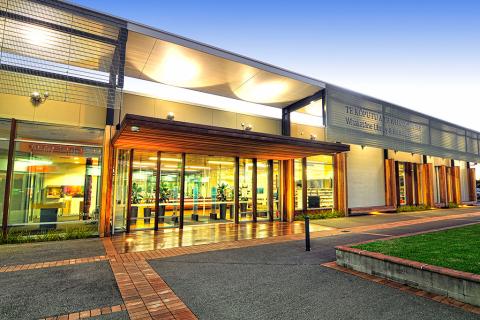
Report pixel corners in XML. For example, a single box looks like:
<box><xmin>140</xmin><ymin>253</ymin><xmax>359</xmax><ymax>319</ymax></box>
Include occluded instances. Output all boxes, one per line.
<box><xmin>241</xmin><ymin>123</ymin><xmax>253</xmax><ymax>131</ymax></box>
<box><xmin>166</xmin><ymin>112</ymin><xmax>175</xmax><ymax>120</ymax></box>
<box><xmin>131</xmin><ymin>126</ymin><xmax>140</xmax><ymax>132</ymax></box>
<box><xmin>361</xmin><ymin>145</ymin><xmax>366</xmax><ymax>150</ymax></box>
<box><xmin>310</xmin><ymin>134</ymin><xmax>317</xmax><ymax>140</ymax></box>
<box><xmin>30</xmin><ymin>91</ymin><xmax>49</xmax><ymax>106</ymax></box>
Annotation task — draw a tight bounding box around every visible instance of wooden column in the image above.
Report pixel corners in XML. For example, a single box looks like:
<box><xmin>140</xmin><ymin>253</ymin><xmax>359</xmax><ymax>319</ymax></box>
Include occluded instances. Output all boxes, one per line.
<box><xmin>446</xmin><ymin>167</ymin><xmax>453</xmax><ymax>204</ymax></box>
<box><xmin>234</xmin><ymin>156</ymin><xmax>240</xmax><ymax>224</ymax></box>
<box><xmin>282</xmin><ymin>159</ymin><xmax>295</xmax><ymax>222</ymax></box>
<box><xmin>2</xmin><ymin>119</ymin><xmax>16</xmax><ymax>238</ymax></box>
<box><xmin>154</xmin><ymin>151</ymin><xmax>161</xmax><ymax>231</ymax></box>
<box><xmin>179</xmin><ymin>153</ymin><xmax>186</xmax><ymax>229</ymax></box>
<box><xmin>384</xmin><ymin>159</ymin><xmax>397</xmax><ymax>207</ymax></box>
<box><xmin>99</xmin><ymin>125</ymin><xmax>115</xmax><ymax>237</ymax></box>
<box><xmin>252</xmin><ymin>158</ymin><xmax>258</xmax><ymax>222</ymax></box>
<box><xmin>438</xmin><ymin>165</ymin><xmax>448</xmax><ymax>207</ymax></box>
<box><xmin>267</xmin><ymin>160</ymin><xmax>274</xmax><ymax>222</ymax></box>
<box><xmin>451</xmin><ymin>166</ymin><xmax>461</xmax><ymax>204</ymax></box>
<box><xmin>405</xmin><ymin>162</ymin><xmax>414</xmax><ymax>206</ymax></box>
<box><xmin>126</xmin><ymin>149</ymin><xmax>134</xmax><ymax>233</ymax></box>
<box><xmin>333</xmin><ymin>153</ymin><xmax>348</xmax><ymax>215</ymax></box>
<box><xmin>422</xmin><ymin>163</ymin><xmax>435</xmax><ymax>207</ymax></box>
<box><xmin>468</xmin><ymin>167</ymin><xmax>477</xmax><ymax>202</ymax></box>
<box><xmin>301</xmin><ymin>157</ymin><xmax>308</xmax><ymax>214</ymax></box>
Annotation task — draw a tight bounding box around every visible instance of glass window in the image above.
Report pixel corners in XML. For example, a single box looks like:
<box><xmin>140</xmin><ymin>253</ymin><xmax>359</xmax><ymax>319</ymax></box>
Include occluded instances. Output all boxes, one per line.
<box><xmin>184</xmin><ymin>155</ymin><xmax>235</xmax><ymax>225</ymax></box>
<box><xmin>239</xmin><ymin>159</ymin><xmax>253</xmax><ymax>221</ymax></box>
<box><xmin>306</xmin><ymin>155</ymin><xmax>333</xmax><ymax>209</ymax></box>
<box><xmin>130</xmin><ymin>150</ymin><xmax>157</xmax><ymax>231</ymax></box>
<box><xmin>256</xmin><ymin>160</ymin><xmax>269</xmax><ymax>221</ymax></box>
<box><xmin>113</xmin><ymin>149</ymin><xmax>130</xmax><ymax>232</ymax></box>
<box><xmin>159</xmin><ymin>153</ymin><xmax>182</xmax><ymax>227</ymax></box>
<box><xmin>0</xmin><ymin>120</ymin><xmax>11</xmax><ymax>227</ymax></box>
<box><xmin>273</xmin><ymin>160</ymin><xmax>281</xmax><ymax>220</ymax></box>
<box><xmin>294</xmin><ymin>158</ymin><xmax>303</xmax><ymax>210</ymax></box>
<box><xmin>9</xmin><ymin>122</ymin><xmax>103</xmax><ymax>233</ymax></box>
<box><xmin>398</xmin><ymin>162</ymin><xmax>407</xmax><ymax>205</ymax></box>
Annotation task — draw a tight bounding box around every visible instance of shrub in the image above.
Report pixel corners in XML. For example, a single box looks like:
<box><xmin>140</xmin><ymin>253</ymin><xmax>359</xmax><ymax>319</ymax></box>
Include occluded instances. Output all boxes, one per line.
<box><xmin>396</xmin><ymin>204</ymin><xmax>431</xmax><ymax>213</ymax></box>
<box><xmin>294</xmin><ymin>210</ymin><xmax>344</xmax><ymax>221</ymax></box>
<box><xmin>0</xmin><ymin>226</ymin><xmax>97</xmax><ymax>245</ymax></box>
<box><xmin>448</xmin><ymin>202</ymin><xmax>459</xmax><ymax>208</ymax></box>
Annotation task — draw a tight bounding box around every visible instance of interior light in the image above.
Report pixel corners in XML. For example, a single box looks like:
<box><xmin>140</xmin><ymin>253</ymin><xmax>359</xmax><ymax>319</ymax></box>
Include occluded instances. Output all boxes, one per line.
<box><xmin>148</xmin><ymin>157</ymin><xmax>182</xmax><ymax>163</ymax></box>
<box><xmin>207</xmin><ymin>160</ymin><xmax>235</xmax><ymax>165</ymax></box>
<box><xmin>290</xmin><ymin>111</ymin><xmax>323</xmax><ymax>127</ymax></box>
<box><xmin>25</xmin><ymin>27</ymin><xmax>49</xmax><ymax>46</ymax></box>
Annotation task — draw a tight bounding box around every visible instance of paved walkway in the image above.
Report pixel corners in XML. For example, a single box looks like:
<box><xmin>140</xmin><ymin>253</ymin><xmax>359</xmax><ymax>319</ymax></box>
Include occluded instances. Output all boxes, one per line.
<box><xmin>1</xmin><ymin>207</ymin><xmax>480</xmax><ymax>319</ymax></box>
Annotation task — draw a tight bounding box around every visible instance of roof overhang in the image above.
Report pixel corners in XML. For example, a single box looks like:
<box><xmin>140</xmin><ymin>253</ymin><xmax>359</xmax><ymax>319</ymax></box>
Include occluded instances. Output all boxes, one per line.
<box><xmin>125</xmin><ymin>23</ymin><xmax>325</xmax><ymax>108</ymax></box>
<box><xmin>113</xmin><ymin>114</ymin><xmax>349</xmax><ymax>160</ymax></box>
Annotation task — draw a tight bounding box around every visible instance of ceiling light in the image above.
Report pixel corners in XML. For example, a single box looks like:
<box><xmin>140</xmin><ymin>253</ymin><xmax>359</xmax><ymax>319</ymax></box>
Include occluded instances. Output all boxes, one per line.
<box><xmin>130</xmin><ymin>126</ymin><xmax>140</xmax><ymax>132</ymax></box>
<box><xmin>234</xmin><ymin>80</ymin><xmax>288</xmax><ymax>104</ymax></box>
<box><xmin>207</xmin><ymin>160</ymin><xmax>234</xmax><ymax>165</ymax></box>
<box><xmin>166</xmin><ymin>112</ymin><xmax>175</xmax><ymax>120</ymax></box>
<box><xmin>153</xmin><ymin>49</ymin><xmax>200</xmax><ymax>86</ymax></box>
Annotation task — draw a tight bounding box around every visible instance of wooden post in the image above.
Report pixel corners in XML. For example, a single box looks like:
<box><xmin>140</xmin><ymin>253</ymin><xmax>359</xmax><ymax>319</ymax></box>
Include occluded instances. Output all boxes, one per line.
<box><xmin>302</xmin><ymin>157</ymin><xmax>308</xmax><ymax>214</ymax></box>
<box><xmin>468</xmin><ymin>167</ymin><xmax>477</xmax><ymax>202</ymax></box>
<box><xmin>333</xmin><ymin>153</ymin><xmax>348</xmax><ymax>215</ymax></box>
<box><xmin>2</xmin><ymin>119</ymin><xmax>16</xmax><ymax>238</ymax></box>
<box><xmin>384</xmin><ymin>159</ymin><xmax>397</xmax><ymax>207</ymax></box>
<box><xmin>126</xmin><ymin>149</ymin><xmax>134</xmax><ymax>233</ymax></box>
<box><xmin>282</xmin><ymin>159</ymin><xmax>295</xmax><ymax>222</ymax></box>
<box><xmin>234</xmin><ymin>156</ymin><xmax>240</xmax><ymax>224</ymax></box>
<box><xmin>267</xmin><ymin>159</ymin><xmax>274</xmax><ymax>222</ymax></box>
<box><xmin>154</xmin><ymin>151</ymin><xmax>161</xmax><ymax>231</ymax></box>
<box><xmin>438</xmin><ymin>165</ymin><xmax>448</xmax><ymax>207</ymax></box>
<box><xmin>252</xmin><ymin>158</ymin><xmax>258</xmax><ymax>222</ymax></box>
<box><xmin>422</xmin><ymin>163</ymin><xmax>435</xmax><ymax>207</ymax></box>
<box><xmin>179</xmin><ymin>153</ymin><xmax>186</xmax><ymax>229</ymax></box>
<box><xmin>451</xmin><ymin>166</ymin><xmax>461</xmax><ymax>204</ymax></box>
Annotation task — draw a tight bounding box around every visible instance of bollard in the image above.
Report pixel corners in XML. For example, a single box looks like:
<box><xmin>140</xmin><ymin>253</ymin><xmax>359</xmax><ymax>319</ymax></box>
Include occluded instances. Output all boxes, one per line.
<box><xmin>305</xmin><ymin>215</ymin><xmax>311</xmax><ymax>251</ymax></box>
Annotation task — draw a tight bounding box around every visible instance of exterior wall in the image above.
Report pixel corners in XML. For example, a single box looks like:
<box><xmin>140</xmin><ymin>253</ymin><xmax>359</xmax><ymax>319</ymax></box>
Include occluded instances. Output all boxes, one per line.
<box><xmin>388</xmin><ymin>150</ymin><xmax>422</xmax><ymax>164</ymax></box>
<box><xmin>0</xmin><ymin>93</ymin><xmax>106</xmax><ymax>129</ymax></box>
<box><xmin>290</xmin><ymin>123</ymin><xmax>326</xmax><ymax>141</ymax></box>
<box><xmin>122</xmin><ymin>93</ymin><xmax>282</xmax><ymax>135</ymax></box>
<box><xmin>459</xmin><ymin>161</ymin><xmax>470</xmax><ymax>202</ymax></box>
<box><xmin>347</xmin><ymin>145</ymin><xmax>385</xmax><ymax>208</ymax></box>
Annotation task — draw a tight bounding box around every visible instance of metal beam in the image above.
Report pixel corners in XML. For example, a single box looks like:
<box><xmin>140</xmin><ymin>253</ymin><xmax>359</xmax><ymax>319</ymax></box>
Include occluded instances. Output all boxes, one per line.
<box><xmin>0</xmin><ymin>64</ymin><xmax>110</xmax><ymax>88</ymax></box>
<box><xmin>2</xmin><ymin>119</ymin><xmax>16</xmax><ymax>238</ymax></box>
<box><xmin>284</xmin><ymin>89</ymin><xmax>324</xmax><ymax>113</ymax></box>
<box><xmin>179</xmin><ymin>153</ymin><xmax>186</xmax><ymax>229</ymax></box>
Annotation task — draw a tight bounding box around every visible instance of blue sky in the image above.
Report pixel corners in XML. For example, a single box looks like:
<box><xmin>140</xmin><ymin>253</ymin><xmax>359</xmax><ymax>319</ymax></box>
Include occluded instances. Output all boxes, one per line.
<box><xmin>73</xmin><ymin>0</ymin><xmax>480</xmax><ymax>130</ymax></box>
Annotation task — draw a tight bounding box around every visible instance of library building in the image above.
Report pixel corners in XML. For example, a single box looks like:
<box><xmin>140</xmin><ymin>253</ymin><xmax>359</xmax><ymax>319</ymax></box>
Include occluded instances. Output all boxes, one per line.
<box><xmin>0</xmin><ymin>0</ymin><xmax>478</xmax><ymax>237</ymax></box>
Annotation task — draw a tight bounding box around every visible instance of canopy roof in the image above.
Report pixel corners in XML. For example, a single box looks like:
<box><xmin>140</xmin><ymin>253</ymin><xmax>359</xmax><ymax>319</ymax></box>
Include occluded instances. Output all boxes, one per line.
<box><xmin>113</xmin><ymin>114</ymin><xmax>349</xmax><ymax>160</ymax></box>
<box><xmin>125</xmin><ymin>23</ymin><xmax>325</xmax><ymax>108</ymax></box>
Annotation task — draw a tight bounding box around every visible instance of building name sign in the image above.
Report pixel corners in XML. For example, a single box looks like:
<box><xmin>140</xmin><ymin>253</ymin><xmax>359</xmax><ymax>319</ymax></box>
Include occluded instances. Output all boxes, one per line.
<box><xmin>343</xmin><ymin>104</ymin><xmax>427</xmax><ymax>143</ymax></box>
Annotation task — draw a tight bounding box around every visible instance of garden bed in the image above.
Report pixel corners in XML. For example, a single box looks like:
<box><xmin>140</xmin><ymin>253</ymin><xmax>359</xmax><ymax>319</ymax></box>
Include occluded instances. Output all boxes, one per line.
<box><xmin>335</xmin><ymin>224</ymin><xmax>480</xmax><ymax>307</ymax></box>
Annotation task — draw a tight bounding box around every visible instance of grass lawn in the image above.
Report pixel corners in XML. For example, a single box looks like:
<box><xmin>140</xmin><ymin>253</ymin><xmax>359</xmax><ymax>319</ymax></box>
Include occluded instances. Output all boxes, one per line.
<box><xmin>352</xmin><ymin>223</ymin><xmax>480</xmax><ymax>275</ymax></box>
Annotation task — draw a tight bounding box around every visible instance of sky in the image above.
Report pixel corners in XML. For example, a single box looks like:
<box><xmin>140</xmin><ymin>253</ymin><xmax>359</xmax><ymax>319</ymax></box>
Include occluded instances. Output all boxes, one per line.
<box><xmin>73</xmin><ymin>0</ymin><xmax>480</xmax><ymax>131</ymax></box>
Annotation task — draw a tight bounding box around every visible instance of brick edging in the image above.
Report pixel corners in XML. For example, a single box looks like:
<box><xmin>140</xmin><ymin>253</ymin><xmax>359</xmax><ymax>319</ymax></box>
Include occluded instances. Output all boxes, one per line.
<box><xmin>335</xmin><ymin>222</ymin><xmax>480</xmax><ymax>283</ymax></box>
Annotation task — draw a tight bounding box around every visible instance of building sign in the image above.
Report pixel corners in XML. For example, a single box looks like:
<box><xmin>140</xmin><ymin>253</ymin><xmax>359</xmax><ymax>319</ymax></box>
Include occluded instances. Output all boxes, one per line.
<box><xmin>330</xmin><ymin>98</ymin><xmax>429</xmax><ymax>144</ymax></box>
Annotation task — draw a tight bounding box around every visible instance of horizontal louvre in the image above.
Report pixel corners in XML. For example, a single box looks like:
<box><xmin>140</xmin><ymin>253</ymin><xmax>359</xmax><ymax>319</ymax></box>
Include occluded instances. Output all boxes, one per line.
<box><xmin>326</xmin><ymin>85</ymin><xmax>480</xmax><ymax>162</ymax></box>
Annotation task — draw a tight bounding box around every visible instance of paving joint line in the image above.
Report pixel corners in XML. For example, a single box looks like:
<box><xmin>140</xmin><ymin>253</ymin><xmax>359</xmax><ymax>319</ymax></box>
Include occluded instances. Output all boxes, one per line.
<box><xmin>38</xmin><ymin>303</ymin><xmax>126</xmax><ymax>320</ymax></box>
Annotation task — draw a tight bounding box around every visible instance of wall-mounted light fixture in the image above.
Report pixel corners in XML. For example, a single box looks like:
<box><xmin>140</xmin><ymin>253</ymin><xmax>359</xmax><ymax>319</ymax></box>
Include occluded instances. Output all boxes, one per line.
<box><xmin>394</xmin><ymin>150</ymin><xmax>398</xmax><ymax>154</ymax></box>
<box><xmin>166</xmin><ymin>112</ymin><xmax>175</xmax><ymax>120</ymax></box>
<box><xmin>361</xmin><ymin>145</ymin><xmax>366</xmax><ymax>150</ymax></box>
<box><xmin>130</xmin><ymin>126</ymin><xmax>140</xmax><ymax>132</ymax></box>
<box><xmin>241</xmin><ymin>123</ymin><xmax>253</xmax><ymax>131</ymax></box>
<box><xmin>30</xmin><ymin>91</ymin><xmax>49</xmax><ymax>106</ymax></box>
<box><xmin>310</xmin><ymin>134</ymin><xmax>317</xmax><ymax>141</ymax></box>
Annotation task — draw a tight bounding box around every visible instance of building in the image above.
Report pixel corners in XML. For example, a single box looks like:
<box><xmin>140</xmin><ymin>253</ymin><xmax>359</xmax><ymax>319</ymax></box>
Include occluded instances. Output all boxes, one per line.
<box><xmin>0</xmin><ymin>0</ymin><xmax>477</xmax><ymax>238</ymax></box>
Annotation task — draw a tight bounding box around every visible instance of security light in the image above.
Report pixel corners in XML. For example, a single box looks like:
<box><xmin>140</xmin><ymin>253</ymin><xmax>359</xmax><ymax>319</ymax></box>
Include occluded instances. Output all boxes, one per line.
<box><xmin>166</xmin><ymin>112</ymin><xmax>175</xmax><ymax>120</ymax></box>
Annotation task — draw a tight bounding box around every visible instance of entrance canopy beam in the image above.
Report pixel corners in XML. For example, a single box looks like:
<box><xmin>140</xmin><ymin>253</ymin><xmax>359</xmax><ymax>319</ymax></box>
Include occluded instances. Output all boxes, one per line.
<box><xmin>113</xmin><ymin>114</ymin><xmax>349</xmax><ymax>160</ymax></box>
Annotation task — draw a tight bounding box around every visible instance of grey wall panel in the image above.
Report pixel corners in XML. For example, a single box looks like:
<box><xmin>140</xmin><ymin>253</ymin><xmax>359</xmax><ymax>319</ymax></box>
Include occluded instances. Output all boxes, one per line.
<box><xmin>325</xmin><ymin>85</ymin><xmax>480</xmax><ymax>162</ymax></box>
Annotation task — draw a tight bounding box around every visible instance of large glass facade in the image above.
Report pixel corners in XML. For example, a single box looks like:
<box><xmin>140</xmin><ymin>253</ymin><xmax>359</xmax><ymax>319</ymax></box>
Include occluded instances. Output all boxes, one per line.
<box><xmin>8</xmin><ymin>122</ymin><xmax>103</xmax><ymax>233</ymax></box>
<box><xmin>256</xmin><ymin>160</ymin><xmax>269</xmax><ymax>221</ymax></box>
<box><xmin>159</xmin><ymin>153</ymin><xmax>182</xmax><ymax>228</ymax></box>
<box><xmin>184</xmin><ymin>155</ymin><xmax>235</xmax><ymax>225</ymax></box>
<box><xmin>306</xmin><ymin>155</ymin><xmax>334</xmax><ymax>209</ymax></box>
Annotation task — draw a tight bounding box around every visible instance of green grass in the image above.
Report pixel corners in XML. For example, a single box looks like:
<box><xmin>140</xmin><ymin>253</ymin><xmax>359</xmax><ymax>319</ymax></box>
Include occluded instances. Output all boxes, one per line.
<box><xmin>294</xmin><ymin>210</ymin><xmax>344</xmax><ymax>221</ymax></box>
<box><xmin>0</xmin><ymin>226</ymin><xmax>98</xmax><ymax>245</ymax></box>
<box><xmin>353</xmin><ymin>224</ymin><xmax>480</xmax><ymax>274</ymax></box>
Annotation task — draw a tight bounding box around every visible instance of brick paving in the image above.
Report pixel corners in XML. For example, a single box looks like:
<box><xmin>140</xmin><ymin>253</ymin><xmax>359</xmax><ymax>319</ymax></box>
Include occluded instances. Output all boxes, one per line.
<box><xmin>0</xmin><ymin>255</ymin><xmax>108</xmax><ymax>273</ymax></box>
<box><xmin>38</xmin><ymin>304</ymin><xmax>126</xmax><ymax>320</ymax></box>
<box><xmin>322</xmin><ymin>261</ymin><xmax>480</xmax><ymax>315</ymax></box>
